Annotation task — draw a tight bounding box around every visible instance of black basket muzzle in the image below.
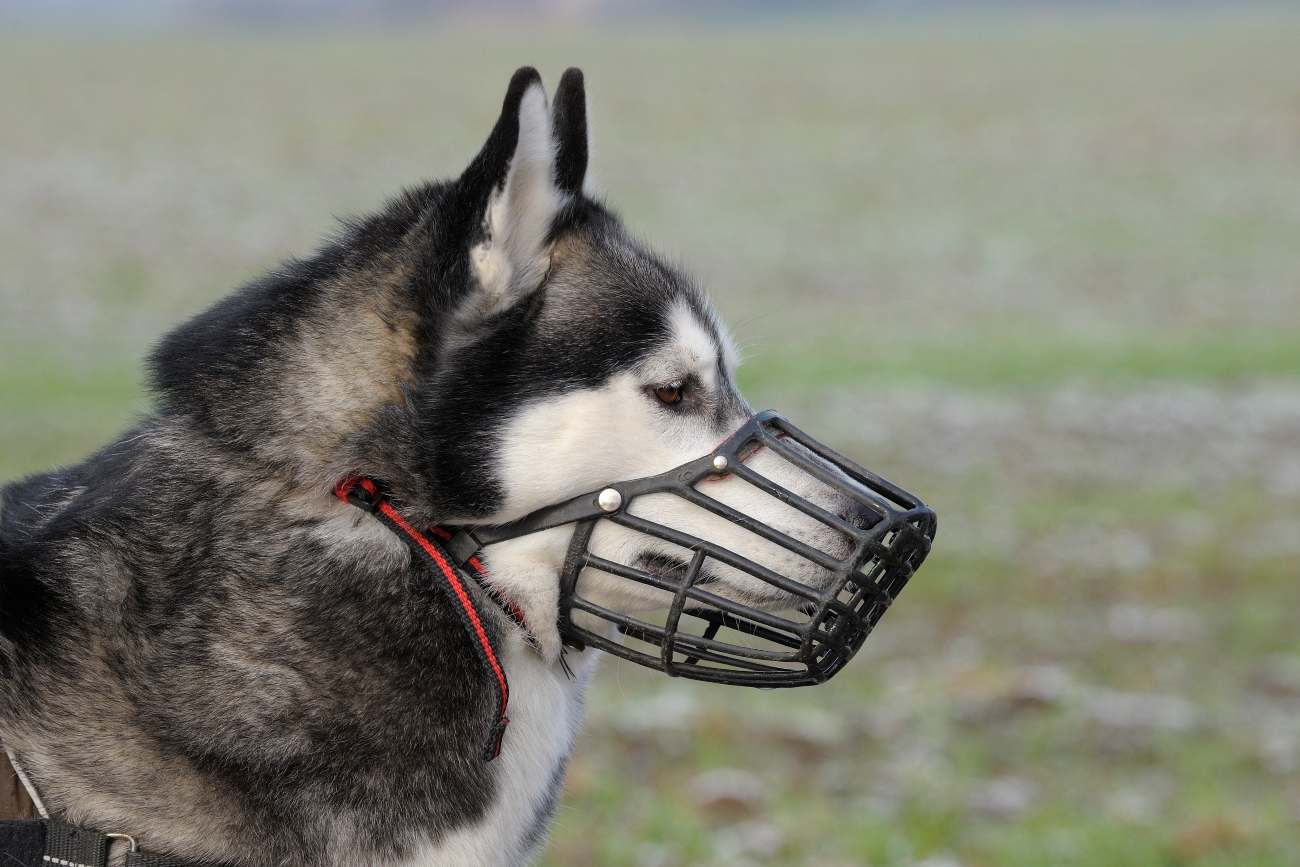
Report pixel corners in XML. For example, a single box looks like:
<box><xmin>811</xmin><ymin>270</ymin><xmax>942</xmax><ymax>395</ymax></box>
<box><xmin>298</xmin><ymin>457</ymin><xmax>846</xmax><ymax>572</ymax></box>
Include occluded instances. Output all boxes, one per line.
<box><xmin>457</xmin><ymin>410</ymin><xmax>936</xmax><ymax>688</ymax></box>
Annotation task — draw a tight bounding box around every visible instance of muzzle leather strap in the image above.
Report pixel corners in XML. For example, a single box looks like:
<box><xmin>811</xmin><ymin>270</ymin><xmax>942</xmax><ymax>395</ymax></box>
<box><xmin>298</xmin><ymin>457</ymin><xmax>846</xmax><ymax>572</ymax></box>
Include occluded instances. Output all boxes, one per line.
<box><xmin>333</xmin><ymin>477</ymin><xmax>513</xmax><ymax>761</ymax></box>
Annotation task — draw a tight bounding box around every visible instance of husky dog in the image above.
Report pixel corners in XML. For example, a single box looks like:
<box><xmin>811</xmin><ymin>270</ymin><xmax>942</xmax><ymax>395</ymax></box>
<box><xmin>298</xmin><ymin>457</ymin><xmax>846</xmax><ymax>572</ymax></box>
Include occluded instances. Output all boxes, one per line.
<box><xmin>0</xmin><ymin>68</ymin><xmax>870</xmax><ymax>866</ymax></box>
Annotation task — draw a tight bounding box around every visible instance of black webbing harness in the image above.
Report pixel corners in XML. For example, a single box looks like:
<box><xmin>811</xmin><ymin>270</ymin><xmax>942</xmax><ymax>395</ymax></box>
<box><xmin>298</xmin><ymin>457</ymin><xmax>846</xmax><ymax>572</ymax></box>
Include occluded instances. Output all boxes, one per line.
<box><xmin>0</xmin><ymin>818</ymin><xmax>206</xmax><ymax>867</ymax></box>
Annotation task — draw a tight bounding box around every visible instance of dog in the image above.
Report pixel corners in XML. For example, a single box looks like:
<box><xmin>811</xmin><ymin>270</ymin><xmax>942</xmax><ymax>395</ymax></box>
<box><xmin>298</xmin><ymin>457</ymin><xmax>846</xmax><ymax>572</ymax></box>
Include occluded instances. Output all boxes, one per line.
<box><xmin>0</xmin><ymin>67</ymin><xmax>881</xmax><ymax>867</ymax></box>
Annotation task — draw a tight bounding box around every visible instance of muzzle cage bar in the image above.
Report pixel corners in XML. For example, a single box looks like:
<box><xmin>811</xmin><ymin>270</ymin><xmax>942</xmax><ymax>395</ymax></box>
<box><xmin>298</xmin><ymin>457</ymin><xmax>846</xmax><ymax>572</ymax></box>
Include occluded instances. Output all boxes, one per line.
<box><xmin>456</xmin><ymin>410</ymin><xmax>936</xmax><ymax>688</ymax></box>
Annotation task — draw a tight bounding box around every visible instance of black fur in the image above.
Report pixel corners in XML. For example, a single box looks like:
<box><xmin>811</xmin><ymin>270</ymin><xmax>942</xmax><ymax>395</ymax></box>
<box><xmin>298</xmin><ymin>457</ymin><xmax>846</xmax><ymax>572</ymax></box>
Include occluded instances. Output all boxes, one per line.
<box><xmin>551</xmin><ymin>68</ymin><xmax>588</xmax><ymax>196</ymax></box>
<box><xmin>0</xmin><ymin>67</ymin><xmax>730</xmax><ymax>866</ymax></box>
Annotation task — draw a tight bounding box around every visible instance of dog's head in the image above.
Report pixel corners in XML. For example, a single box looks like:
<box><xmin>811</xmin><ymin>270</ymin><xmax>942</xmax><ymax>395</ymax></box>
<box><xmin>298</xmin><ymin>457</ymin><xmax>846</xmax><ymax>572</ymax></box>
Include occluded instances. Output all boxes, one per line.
<box><xmin>415</xmin><ymin>68</ymin><xmax>877</xmax><ymax>657</ymax></box>
<box><xmin>151</xmin><ymin>67</ymin><xmax>884</xmax><ymax>664</ymax></box>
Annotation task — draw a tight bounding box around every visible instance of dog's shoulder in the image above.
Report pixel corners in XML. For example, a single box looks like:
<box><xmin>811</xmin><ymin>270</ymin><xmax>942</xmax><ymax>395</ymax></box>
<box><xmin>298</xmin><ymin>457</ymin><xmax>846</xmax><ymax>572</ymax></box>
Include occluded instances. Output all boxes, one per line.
<box><xmin>0</xmin><ymin>468</ymin><xmax>75</xmax><ymax>673</ymax></box>
<box><xmin>0</xmin><ymin>422</ymin><xmax>184</xmax><ymax>665</ymax></box>
<box><xmin>1</xmin><ymin>466</ymin><xmax>79</xmax><ymax>541</ymax></box>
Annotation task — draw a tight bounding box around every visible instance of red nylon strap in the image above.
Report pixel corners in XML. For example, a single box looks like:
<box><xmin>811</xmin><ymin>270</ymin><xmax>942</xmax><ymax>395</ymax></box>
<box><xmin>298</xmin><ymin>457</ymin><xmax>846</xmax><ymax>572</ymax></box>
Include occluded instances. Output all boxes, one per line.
<box><xmin>334</xmin><ymin>477</ymin><xmax>510</xmax><ymax>761</ymax></box>
<box><xmin>426</xmin><ymin>525</ymin><xmax>530</xmax><ymax>632</ymax></box>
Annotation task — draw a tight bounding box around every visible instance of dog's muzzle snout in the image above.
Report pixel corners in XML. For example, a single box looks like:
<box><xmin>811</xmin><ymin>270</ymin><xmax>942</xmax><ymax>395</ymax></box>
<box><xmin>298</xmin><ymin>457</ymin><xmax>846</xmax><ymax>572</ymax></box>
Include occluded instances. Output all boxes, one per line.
<box><xmin>456</xmin><ymin>410</ymin><xmax>936</xmax><ymax>689</ymax></box>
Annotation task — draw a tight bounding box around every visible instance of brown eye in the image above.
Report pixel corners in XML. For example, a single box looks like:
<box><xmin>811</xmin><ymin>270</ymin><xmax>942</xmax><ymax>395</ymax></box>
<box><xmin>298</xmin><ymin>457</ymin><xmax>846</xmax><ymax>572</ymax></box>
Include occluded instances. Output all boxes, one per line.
<box><xmin>654</xmin><ymin>384</ymin><xmax>683</xmax><ymax>405</ymax></box>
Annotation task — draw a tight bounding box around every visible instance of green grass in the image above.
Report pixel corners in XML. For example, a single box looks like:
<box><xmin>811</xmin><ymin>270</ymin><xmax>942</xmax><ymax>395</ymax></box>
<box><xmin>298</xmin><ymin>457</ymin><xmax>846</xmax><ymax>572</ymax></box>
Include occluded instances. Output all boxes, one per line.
<box><xmin>738</xmin><ymin>328</ymin><xmax>1300</xmax><ymax>392</ymax></box>
<box><xmin>0</xmin><ymin>349</ymin><xmax>143</xmax><ymax>479</ymax></box>
<box><xmin>547</xmin><ymin>482</ymin><xmax>1300</xmax><ymax>867</ymax></box>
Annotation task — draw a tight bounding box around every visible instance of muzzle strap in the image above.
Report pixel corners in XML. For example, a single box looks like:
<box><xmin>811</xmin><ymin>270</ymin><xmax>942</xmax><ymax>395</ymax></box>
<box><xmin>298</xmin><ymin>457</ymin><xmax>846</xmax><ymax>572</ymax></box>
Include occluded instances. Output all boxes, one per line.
<box><xmin>334</xmin><ymin>478</ymin><xmax>512</xmax><ymax>761</ymax></box>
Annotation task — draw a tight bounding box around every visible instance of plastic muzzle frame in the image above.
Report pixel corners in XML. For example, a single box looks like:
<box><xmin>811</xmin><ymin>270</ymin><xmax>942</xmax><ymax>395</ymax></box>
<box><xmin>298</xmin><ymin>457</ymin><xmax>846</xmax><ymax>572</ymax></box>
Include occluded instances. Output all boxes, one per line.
<box><xmin>455</xmin><ymin>410</ymin><xmax>937</xmax><ymax>688</ymax></box>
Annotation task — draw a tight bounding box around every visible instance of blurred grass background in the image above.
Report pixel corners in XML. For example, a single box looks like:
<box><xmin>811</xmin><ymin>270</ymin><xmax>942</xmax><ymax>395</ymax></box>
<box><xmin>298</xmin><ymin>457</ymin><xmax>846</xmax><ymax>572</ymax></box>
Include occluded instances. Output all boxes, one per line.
<box><xmin>2</xmin><ymin>8</ymin><xmax>1299</xmax><ymax>867</ymax></box>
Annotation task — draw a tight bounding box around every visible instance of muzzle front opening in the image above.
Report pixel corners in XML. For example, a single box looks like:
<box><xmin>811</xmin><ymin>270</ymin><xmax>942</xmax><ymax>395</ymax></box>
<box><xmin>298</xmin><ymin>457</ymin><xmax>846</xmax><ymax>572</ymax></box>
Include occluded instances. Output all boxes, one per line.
<box><xmin>556</xmin><ymin>411</ymin><xmax>936</xmax><ymax>688</ymax></box>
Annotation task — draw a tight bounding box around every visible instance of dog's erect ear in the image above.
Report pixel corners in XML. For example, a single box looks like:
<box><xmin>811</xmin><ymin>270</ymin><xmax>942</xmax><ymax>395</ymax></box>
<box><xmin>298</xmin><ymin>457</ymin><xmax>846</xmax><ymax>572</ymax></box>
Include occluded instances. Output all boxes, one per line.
<box><xmin>551</xmin><ymin>67</ymin><xmax>590</xmax><ymax>196</ymax></box>
<box><xmin>457</xmin><ymin>67</ymin><xmax>567</xmax><ymax>318</ymax></box>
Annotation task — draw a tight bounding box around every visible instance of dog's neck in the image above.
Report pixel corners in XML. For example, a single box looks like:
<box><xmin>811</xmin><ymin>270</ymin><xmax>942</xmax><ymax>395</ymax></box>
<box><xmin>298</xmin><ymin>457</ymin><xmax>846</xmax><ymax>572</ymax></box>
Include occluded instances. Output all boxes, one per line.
<box><xmin>469</xmin><ymin>528</ymin><xmax>575</xmax><ymax>665</ymax></box>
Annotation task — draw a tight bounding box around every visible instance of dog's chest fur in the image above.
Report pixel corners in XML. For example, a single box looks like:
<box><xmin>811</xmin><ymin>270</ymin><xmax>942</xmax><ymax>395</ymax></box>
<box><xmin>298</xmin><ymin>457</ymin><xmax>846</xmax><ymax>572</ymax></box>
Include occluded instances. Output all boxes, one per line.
<box><xmin>392</xmin><ymin>637</ymin><xmax>597</xmax><ymax>867</ymax></box>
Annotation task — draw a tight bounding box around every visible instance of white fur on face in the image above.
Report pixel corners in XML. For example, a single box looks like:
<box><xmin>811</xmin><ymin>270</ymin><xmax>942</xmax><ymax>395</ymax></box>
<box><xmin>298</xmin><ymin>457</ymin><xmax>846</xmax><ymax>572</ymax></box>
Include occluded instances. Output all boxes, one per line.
<box><xmin>490</xmin><ymin>301</ymin><xmax>737</xmax><ymax>523</ymax></box>
<box><xmin>478</xmin><ymin>299</ymin><xmax>736</xmax><ymax>656</ymax></box>
<box><xmin>480</xmin><ymin>299</ymin><xmax>857</xmax><ymax>655</ymax></box>
<box><xmin>468</xmin><ymin>83</ymin><xmax>565</xmax><ymax>319</ymax></box>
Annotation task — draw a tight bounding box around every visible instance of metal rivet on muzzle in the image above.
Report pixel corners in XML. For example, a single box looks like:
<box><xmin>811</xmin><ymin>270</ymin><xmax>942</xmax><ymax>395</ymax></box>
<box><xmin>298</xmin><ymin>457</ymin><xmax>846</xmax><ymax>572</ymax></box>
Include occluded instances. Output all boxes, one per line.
<box><xmin>712</xmin><ymin>455</ymin><xmax>729</xmax><ymax>472</ymax></box>
<box><xmin>597</xmin><ymin>488</ymin><xmax>623</xmax><ymax>513</ymax></box>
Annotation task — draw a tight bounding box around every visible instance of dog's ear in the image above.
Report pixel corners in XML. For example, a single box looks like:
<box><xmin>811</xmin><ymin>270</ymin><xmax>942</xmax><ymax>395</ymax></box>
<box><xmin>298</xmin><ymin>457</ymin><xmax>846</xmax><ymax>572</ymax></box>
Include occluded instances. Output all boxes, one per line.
<box><xmin>551</xmin><ymin>67</ymin><xmax>589</xmax><ymax>196</ymax></box>
<box><xmin>457</xmin><ymin>67</ymin><xmax>565</xmax><ymax>318</ymax></box>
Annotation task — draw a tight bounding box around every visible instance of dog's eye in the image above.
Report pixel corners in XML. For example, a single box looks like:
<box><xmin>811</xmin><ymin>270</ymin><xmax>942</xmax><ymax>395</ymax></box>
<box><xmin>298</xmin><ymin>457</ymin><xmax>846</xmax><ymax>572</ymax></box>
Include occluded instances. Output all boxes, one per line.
<box><xmin>654</xmin><ymin>384</ymin><xmax>683</xmax><ymax>406</ymax></box>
